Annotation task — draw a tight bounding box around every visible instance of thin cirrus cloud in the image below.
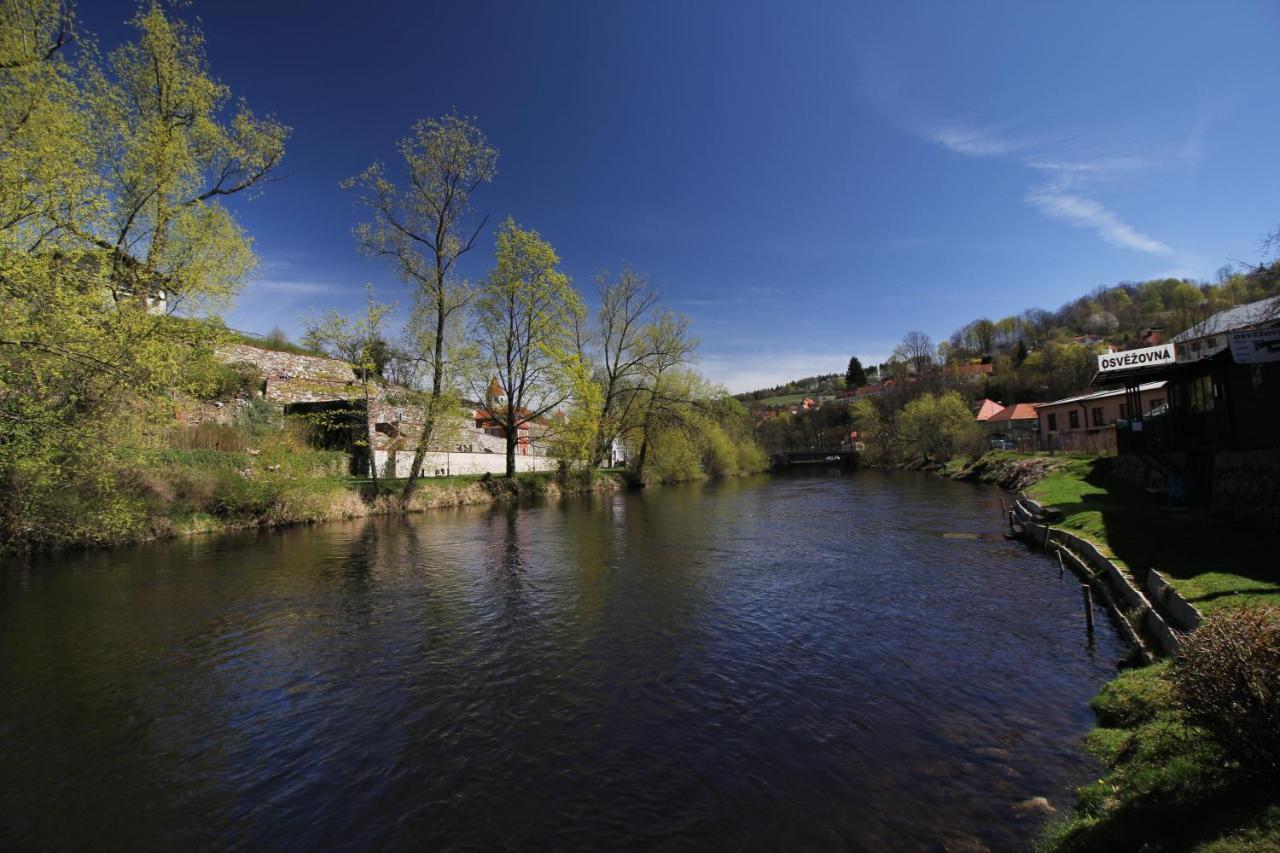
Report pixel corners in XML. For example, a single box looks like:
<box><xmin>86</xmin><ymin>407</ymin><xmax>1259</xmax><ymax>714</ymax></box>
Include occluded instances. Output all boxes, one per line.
<box><xmin>918</xmin><ymin>115</ymin><xmax>1192</xmax><ymax>258</ymax></box>
<box><xmin>1023</xmin><ymin>188</ymin><xmax>1172</xmax><ymax>255</ymax></box>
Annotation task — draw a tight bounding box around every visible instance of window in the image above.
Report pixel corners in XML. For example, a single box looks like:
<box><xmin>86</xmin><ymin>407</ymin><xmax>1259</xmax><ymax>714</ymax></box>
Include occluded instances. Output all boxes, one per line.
<box><xmin>1068</xmin><ymin>410</ymin><xmax>1080</xmax><ymax>429</ymax></box>
<box><xmin>1092</xmin><ymin>407</ymin><xmax>1105</xmax><ymax>427</ymax></box>
<box><xmin>1119</xmin><ymin>403</ymin><xmax>1128</xmax><ymax>419</ymax></box>
<box><xmin>1047</xmin><ymin>413</ymin><xmax>1058</xmax><ymax>432</ymax></box>
<box><xmin>1149</xmin><ymin>398</ymin><xmax>1165</xmax><ymax>412</ymax></box>
<box><xmin>1187</xmin><ymin>375</ymin><xmax>1214</xmax><ymax>413</ymax></box>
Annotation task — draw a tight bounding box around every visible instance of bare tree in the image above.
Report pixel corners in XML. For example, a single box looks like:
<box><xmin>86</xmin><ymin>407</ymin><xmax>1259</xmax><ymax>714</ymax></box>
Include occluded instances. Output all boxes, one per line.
<box><xmin>587</xmin><ymin>267</ymin><xmax>695</xmax><ymax>466</ymax></box>
<box><xmin>893</xmin><ymin>330</ymin><xmax>936</xmax><ymax>375</ymax></box>
<box><xmin>343</xmin><ymin>112</ymin><xmax>496</xmax><ymax>502</ymax></box>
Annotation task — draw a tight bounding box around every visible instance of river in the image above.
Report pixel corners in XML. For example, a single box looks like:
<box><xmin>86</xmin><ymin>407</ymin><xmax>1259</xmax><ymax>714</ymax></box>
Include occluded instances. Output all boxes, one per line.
<box><xmin>0</xmin><ymin>470</ymin><xmax>1125</xmax><ymax>851</ymax></box>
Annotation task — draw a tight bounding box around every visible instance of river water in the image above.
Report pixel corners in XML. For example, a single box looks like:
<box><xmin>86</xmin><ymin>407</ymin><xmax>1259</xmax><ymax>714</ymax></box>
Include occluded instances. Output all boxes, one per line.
<box><xmin>0</xmin><ymin>470</ymin><xmax>1125</xmax><ymax>851</ymax></box>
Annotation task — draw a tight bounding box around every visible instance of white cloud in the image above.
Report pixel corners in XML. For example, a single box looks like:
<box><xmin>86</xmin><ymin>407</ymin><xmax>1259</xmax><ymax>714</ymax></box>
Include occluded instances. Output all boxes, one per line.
<box><xmin>878</xmin><ymin>103</ymin><xmax>1206</xmax><ymax>257</ymax></box>
<box><xmin>931</xmin><ymin>124</ymin><xmax>1026</xmax><ymax>157</ymax></box>
<box><xmin>1024</xmin><ymin>188</ymin><xmax>1172</xmax><ymax>255</ymax></box>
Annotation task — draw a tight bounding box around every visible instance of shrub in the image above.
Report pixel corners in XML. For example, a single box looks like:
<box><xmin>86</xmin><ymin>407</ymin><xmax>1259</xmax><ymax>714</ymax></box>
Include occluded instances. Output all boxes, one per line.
<box><xmin>234</xmin><ymin>397</ymin><xmax>279</xmax><ymax>436</ymax></box>
<box><xmin>700</xmin><ymin>423</ymin><xmax>739</xmax><ymax>478</ymax></box>
<box><xmin>1172</xmin><ymin>603</ymin><xmax>1280</xmax><ymax>773</ymax></box>
<box><xmin>168</xmin><ymin>421</ymin><xmax>248</xmax><ymax>452</ymax></box>
<box><xmin>208</xmin><ymin>360</ymin><xmax>264</xmax><ymax>401</ymax></box>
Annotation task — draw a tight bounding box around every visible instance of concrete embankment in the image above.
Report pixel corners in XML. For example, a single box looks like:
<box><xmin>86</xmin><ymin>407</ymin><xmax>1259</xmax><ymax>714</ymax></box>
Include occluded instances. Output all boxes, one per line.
<box><xmin>1005</xmin><ymin>493</ymin><xmax>1203</xmax><ymax>662</ymax></box>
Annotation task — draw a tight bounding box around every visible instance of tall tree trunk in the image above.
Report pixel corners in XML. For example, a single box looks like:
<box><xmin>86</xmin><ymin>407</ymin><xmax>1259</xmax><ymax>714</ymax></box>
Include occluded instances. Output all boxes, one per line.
<box><xmin>505</xmin><ymin>427</ymin><xmax>517</xmax><ymax>477</ymax></box>
<box><xmin>364</xmin><ymin>382</ymin><xmax>379</xmax><ymax>488</ymax></box>
<box><xmin>634</xmin><ymin>395</ymin><xmax>656</xmax><ymax>478</ymax></box>
<box><xmin>593</xmin><ymin>380</ymin><xmax>616</xmax><ymax>468</ymax></box>
<box><xmin>401</xmin><ymin>285</ymin><xmax>448</xmax><ymax>505</ymax></box>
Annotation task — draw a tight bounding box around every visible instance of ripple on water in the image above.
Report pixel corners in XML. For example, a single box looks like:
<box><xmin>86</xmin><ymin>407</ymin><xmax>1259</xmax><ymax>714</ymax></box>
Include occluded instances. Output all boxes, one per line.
<box><xmin>0</xmin><ymin>470</ymin><xmax>1125</xmax><ymax>851</ymax></box>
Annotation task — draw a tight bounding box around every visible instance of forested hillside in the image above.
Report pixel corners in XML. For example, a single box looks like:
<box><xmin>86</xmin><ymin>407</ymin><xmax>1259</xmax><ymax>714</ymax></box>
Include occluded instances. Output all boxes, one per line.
<box><xmin>741</xmin><ymin>263</ymin><xmax>1280</xmax><ymax>408</ymax></box>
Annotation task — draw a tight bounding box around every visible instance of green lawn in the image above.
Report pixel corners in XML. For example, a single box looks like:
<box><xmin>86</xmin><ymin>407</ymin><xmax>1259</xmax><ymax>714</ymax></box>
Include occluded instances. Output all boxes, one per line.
<box><xmin>1027</xmin><ymin>457</ymin><xmax>1280</xmax><ymax>611</ymax></box>
<box><xmin>1041</xmin><ymin>663</ymin><xmax>1280</xmax><ymax>852</ymax></box>
<box><xmin>754</xmin><ymin>393</ymin><xmax>807</xmax><ymax>407</ymax></box>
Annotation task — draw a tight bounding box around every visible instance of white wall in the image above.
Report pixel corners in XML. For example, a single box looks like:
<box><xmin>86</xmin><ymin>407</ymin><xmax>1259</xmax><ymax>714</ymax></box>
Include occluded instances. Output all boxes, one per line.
<box><xmin>372</xmin><ymin>449</ymin><xmax>557</xmax><ymax>478</ymax></box>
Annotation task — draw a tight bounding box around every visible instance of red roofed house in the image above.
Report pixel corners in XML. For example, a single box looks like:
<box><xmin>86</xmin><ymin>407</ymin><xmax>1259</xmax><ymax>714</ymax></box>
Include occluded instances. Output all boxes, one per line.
<box><xmin>983</xmin><ymin>402</ymin><xmax>1039</xmax><ymax>448</ymax></box>
<box><xmin>476</xmin><ymin>377</ymin><xmax>533</xmax><ymax>454</ymax></box>
<box><xmin>974</xmin><ymin>399</ymin><xmax>1004</xmax><ymax>422</ymax></box>
<box><xmin>950</xmin><ymin>362</ymin><xmax>994</xmax><ymax>383</ymax></box>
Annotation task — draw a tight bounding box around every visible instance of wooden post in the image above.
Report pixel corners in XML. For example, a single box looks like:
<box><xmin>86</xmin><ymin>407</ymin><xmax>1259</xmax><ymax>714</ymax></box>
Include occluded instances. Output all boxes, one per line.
<box><xmin>1081</xmin><ymin>584</ymin><xmax>1095</xmax><ymax>636</ymax></box>
<box><xmin>1043</xmin><ymin>524</ymin><xmax>1052</xmax><ymax>551</ymax></box>
<box><xmin>1008</xmin><ymin>510</ymin><xmax>1015</xmax><ymax>533</ymax></box>
<box><xmin>1057</xmin><ymin>549</ymin><xmax>1065</xmax><ymax>578</ymax></box>
<box><xmin>999</xmin><ymin>496</ymin><xmax>1007</xmax><ymax>515</ymax></box>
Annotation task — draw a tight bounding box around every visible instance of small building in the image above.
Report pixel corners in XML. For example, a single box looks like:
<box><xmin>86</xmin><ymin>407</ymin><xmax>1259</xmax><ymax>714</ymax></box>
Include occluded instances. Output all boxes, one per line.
<box><xmin>1036</xmin><ymin>382</ymin><xmax>1168</xmax><ymax>454</ymax></box>
<box><xmin>985</xmin><ymin>402</ymin><xmax>1039</xmax><ymax>447</ymax></box>
<box><xmin>949</xmin><ymin>362</ymin><xmax>994</xmax><ymax>383</ymax></box>
<box><xmin>974</xmin><ymin>398</ymin><xmax>1004</xmax><ymax>422</ymax></box>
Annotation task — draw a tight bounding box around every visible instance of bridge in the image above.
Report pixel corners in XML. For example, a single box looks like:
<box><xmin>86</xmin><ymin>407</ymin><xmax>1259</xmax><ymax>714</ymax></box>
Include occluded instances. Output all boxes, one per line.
<box><xmin>774</xmin><ymin>450</ymin><xmax>859</xmax><ymax>468</ymax></box>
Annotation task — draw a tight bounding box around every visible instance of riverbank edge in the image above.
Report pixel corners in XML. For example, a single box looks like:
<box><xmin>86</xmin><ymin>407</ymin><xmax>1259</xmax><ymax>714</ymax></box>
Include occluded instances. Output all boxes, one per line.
<box><xmin>880</xmin><ymin>451</ymin><xmax>1278</xmax><ymax>851</ymax></box>
<box><xmin>9</xmin><ymin>461</ymin><xmax>777</xmax><ymax>556</ymax></box>
<box><xmin>9</xmin><ymin>471</ymin><xmax>631</xmax><ymax>556</ymax></box>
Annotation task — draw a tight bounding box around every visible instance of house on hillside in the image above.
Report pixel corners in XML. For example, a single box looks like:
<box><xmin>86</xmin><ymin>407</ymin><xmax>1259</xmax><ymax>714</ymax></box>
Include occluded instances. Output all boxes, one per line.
<box><xmin>948</xmin><ymin>362</ymin><xmax>994</xmax><ymax>383</ymax></box>
<box><xmin>1139</xmin><ymin>326</ymin><xmax>1167</xmax><ymax>347</ymax></box>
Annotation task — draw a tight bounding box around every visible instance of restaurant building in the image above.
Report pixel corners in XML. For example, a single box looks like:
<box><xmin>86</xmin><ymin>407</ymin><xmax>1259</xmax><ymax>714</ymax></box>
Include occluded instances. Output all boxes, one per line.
<box><xmin>1087</xmin><ymin>295</ymin><xmax>1280</xmax><ymax>512</ymax></box>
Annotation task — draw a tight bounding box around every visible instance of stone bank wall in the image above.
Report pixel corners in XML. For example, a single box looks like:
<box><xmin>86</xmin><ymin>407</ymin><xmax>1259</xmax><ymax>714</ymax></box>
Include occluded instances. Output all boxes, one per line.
<box><xmin>1210</xmin><ymin>449</ymin><xmax>1280</xmax><ymax>521</ymax></box>
<box><xmin>372</xmin><ymin>449</ymin><xmax>556</xmax><ymax>478</ymax></box>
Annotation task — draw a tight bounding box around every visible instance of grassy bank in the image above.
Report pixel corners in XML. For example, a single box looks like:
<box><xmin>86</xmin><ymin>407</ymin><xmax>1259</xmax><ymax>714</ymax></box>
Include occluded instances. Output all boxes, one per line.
<box><xmin>1040</xmin><ymin>662</ymin><xmax>1280</xmax><ymax>851</ymax></box>
<box><xmin>941</xmin><ymin>451</ymin><xmax>1280</xmax><ymax>851</ymax></box>
<box><xmin>1025</xmin><ymin>456</ymin><xmax>1278</xmax><ymax>612</ymax></box>
<box><xmin>32</xmin><ymin>449</ymin><xmax>628</xmax><ymax>551</ymax></box>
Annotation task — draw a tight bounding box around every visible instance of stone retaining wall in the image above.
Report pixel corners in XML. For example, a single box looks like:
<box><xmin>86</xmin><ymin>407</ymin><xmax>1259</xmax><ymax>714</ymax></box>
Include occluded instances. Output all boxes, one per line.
<box><xmin>1210</xmin><ymin>449</ymin><xmax>1280</xmax><ymax>521</ymax></box>
<box><xmin>216</xmin><ymin>343</ymin><xmax>355</xmax><ymax>382</ymax></box>
<box><xmin>1014</xmin><ymin>495</ymin><xmax>1202</xmax><ymax>656</ymax></box>
<box><xmin>373</xmin><ymin>449</ymin><xmax>556</xmax><ymax>478</ymax></box>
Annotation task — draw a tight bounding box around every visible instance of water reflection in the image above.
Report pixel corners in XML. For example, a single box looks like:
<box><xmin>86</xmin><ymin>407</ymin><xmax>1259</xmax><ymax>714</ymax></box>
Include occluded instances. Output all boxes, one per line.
<box><xmin>0</xmin><ymin>471</ymin><xmax>1125</xmax><ymax>851</ymax></box>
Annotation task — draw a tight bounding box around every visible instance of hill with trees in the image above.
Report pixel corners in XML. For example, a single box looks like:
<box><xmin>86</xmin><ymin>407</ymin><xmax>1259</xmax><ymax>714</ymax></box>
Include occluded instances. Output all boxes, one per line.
<box><xmin>748</xmin><ymin>258</ymin><xmax>1280</xmax><ymax>462</ymax></box>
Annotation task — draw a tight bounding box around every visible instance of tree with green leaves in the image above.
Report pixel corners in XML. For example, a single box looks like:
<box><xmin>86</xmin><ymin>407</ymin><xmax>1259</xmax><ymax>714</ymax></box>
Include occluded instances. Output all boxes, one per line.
<box><xmin>302</xmin><ymin>286</ymin><xmax>395</xmax><ymax>486</ymax></box>
<box><xmin>470</xmin><ymin>219</ymin><xmax>584</xmax><ymax>477</ymax></box>
<box><xmin>343</xmin><ymin>112</ymin><xmax>496</xmax><ymax>503</ymax></box>
<box><xmin>845</xmin><ymin>355</ymin><xmax>866</xmax><ymax>388</ymax></box>
<box><xmin>1</xmin><ymin>1</ymin><xmax>289</xmax><ymax>547</ymax></box>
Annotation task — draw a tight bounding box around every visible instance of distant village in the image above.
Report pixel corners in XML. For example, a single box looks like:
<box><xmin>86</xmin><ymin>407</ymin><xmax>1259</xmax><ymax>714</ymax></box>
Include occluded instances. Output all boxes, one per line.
<box><xmin>744</xmin><ymin>294</ymin><xmax>1280</xmax><ymax>497</ymax></box>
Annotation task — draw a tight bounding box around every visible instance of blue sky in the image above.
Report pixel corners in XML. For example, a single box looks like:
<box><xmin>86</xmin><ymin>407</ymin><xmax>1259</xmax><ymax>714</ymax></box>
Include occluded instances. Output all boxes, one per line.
<box><xmin>83</xmin><ymin>1</ymin><xmax>1280</xmax><ymax>391</ymax></box>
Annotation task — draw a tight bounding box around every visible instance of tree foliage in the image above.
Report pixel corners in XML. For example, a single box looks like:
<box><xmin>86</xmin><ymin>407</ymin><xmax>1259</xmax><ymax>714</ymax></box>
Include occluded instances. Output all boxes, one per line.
<box><xmin>469</xmin><ymin>219</ymin><xmax>584</xmax><ymax>476</ymax></box>
<box><xmin>344</xmin><ymin>110</ymin><xmax>496</xmax><ymax>500</ymax></box>
<box><xmin>845</xmin><ymin>355</ymin><xmax>866</xmax><ymax>389</ymax></box>
<box><xmin>1</xmin><ymin>1</ymin><xmax>288</xmax><ymax>548</ymax></box>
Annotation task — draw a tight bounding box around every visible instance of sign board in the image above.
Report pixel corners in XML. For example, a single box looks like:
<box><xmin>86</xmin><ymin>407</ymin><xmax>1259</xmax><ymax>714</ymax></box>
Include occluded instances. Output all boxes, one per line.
<box><xmin>1097</xmin><ymin>343</ymin><xmax>1176</xmax><ymax>373</ymax></box>
<box><xmin>1229</xmin><ymin>327</ymin><xmax>1280</xmax><ymax>364</ymax></box>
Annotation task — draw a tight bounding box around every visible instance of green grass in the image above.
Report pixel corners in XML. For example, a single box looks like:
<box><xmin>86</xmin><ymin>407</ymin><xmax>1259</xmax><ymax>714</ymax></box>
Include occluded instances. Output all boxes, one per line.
<box><xmin>1041</xmin><ymin>664</ymin><xmax>1280</xmax><ymax>852</ymax></box>
<box><xmin>223</xmin><ymin>329</ymin><xmax>330</xmax><ymax>358</ymax></box>
<box><xmin>1027</xmin><ymin>456</ymin><xmax>1280</xmax><ymax>611</ymax></box>
<box><xmin>754</xmin><ymin>393</ymin><xmax>806</xmax><ymax>407</ymax></box>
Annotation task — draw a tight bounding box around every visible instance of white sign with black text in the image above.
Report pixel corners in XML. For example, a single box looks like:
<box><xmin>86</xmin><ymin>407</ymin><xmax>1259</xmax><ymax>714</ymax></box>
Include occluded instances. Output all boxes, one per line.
<box><xmin>1097</xmin><ymin>343</ymin><xmax>1176</xmax><ymax>373</ymax></box>
<box><xmin>1229</xmin><ymin>327</ymin><xmax>1280</xmax><ymax>364</ymax></box>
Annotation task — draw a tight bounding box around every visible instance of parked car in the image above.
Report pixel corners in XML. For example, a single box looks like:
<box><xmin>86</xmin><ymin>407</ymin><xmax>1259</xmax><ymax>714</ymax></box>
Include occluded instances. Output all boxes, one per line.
<box><xmin>988</xmin><ymin>438</ymin><xmax>1015</xmax><ymax>451</ymax></box>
